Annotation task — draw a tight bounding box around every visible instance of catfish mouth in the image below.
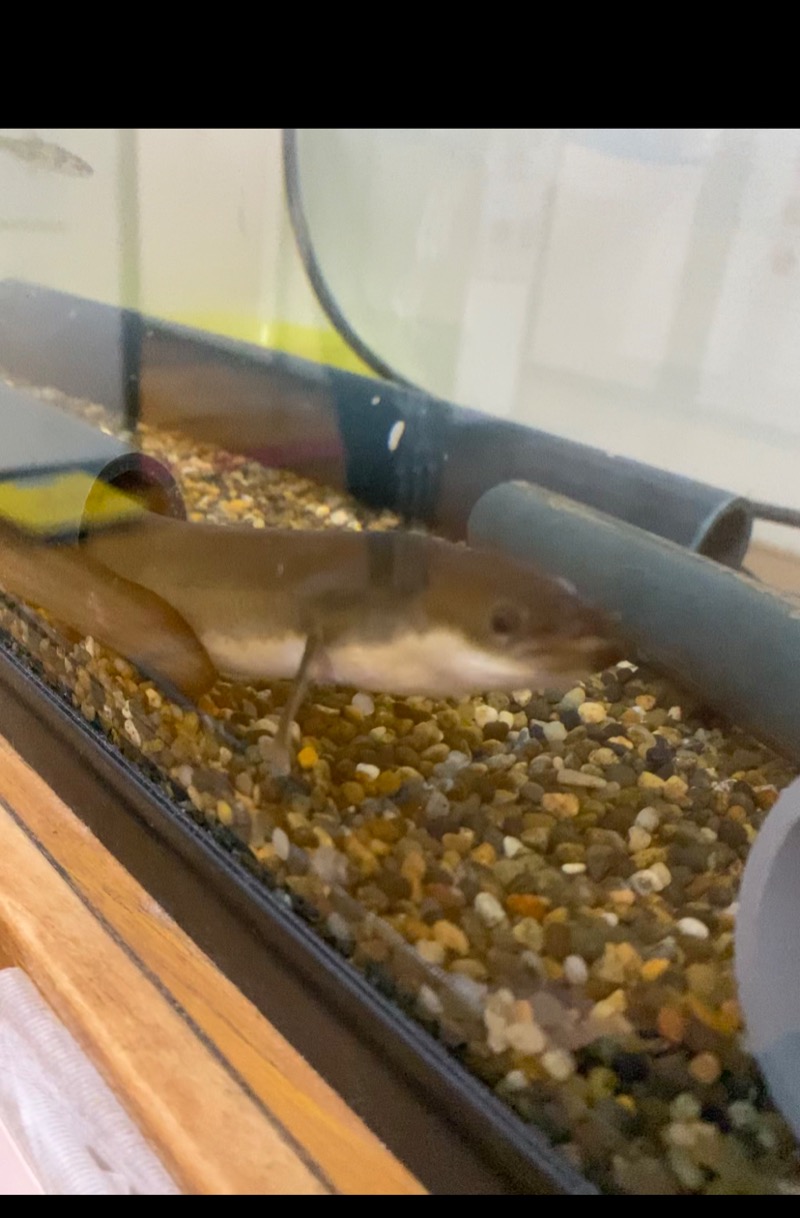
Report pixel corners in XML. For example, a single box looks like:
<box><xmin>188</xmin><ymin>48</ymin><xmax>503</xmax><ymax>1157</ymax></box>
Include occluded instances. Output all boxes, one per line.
<box><xmin>524</xmin><ymin>633</ymin><xmax>625</xmax><ymax>679</ymax></box>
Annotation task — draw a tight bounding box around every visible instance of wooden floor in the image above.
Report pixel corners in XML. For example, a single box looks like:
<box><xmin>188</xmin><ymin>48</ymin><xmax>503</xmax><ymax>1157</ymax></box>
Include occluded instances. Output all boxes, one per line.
<box><xmin>746</xmin><ymin>540</ymin><xmax>800</xmax><ymax>596</ymax></box>
<box><xmin>0</xmin><ymin>735</ymin><xmax>425</xmax><ymax>1196</ymax></box>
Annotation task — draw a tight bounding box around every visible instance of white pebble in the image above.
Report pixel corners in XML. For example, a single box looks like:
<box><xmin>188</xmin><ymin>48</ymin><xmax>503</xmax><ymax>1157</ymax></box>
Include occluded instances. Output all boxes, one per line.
<box><xmin>635</xmin><ymin>806</ymin><xmax>660</xmax><ymax>832</ymax></box>
<box><xmin>503</xmin><ymin>836</ymin><xmax>524</xmax><ymax>858</ymax></box>
<box><xmin>541</xmin><ymin>1048</ymin><xmax>576</xmax><ymax>1081</ymax></box>
<box><xmin>123</xmin><ymin>719</ymin><xmax>142</xmax><ymax>748</ymax></box>
<box><xmin>557</xmin><ymin>769</ymin><xmax>607</xmax><ymax>789</ymax></box>
<box><xmin>498</xmin><ymin>710</ymin><xmax>515</xmax><ymax>727</ymax></box>
<box><xmin>355</xmin><ymin>763</ymin><xmax>380</xmax><ymax>782</ymax></box>
<box><xmin>251</xmin><ymin>715</ymin><xmax>280</xmax><ymax>736</ymax></box>
<box><xmin>450</xmin><ymin>973</ymin><xmax>488</xmax><ymax>1010</ymax></box>
<box><xmin>664</xmin><ymin>1121</ymin><xmax>703</xmax><ymax>1149</ymax></box>
<box><xmin>563</xmin><ymin>955</ymin><xmax>589</xmax><ymax>985</ymax></box>
<box><xmin>272</xmin><ymin>828</ymin><xmax>290</xmax><ymax>861</ymax></box>
<box><xmin>474</xmin><ymin>892</ymin><xmax>507</xmax><ymax>927</ymax></box>
<box><xmin>417</xmin><ymin>984</ymin><xmax>443</xmax><ymax>1017</ymax></box>
<box><xmin>578</xmin><ymin>701</ymin><xmax>607</xmax><ymax>725</ymax></box>
<box><xmin>561</xmin><ymin>862</ymin><xmax>586</xmax><ymax>875</ymax></box>
<box><xmin>600</xmin><ymin>911</ymin><xmax>619</xmax><ymax>926</ymax></box>
<box><xmin>511</xmin><ymin>689</ymin><xmax>532</xmax><ymax>706</ymax></box>
<box><xmin>174</xmin><ymin>764</ymin><xmax>194</xmax><ymax>789</ymax></box>
<box><xmin>676</xmin><ymin>917</ymin><xmax>710</xmax><ymax>940</ymax></box>
<box><xmin>630</xmin><ymin>868</ymin><xmax>663</xmax><ymax>895</ymax></box>
<box><xmin>647</xmin><ymin>862</ymin><xmax>667</xmax><ymax>891</ymax></box>
<box><xmin>668</xmin><ymin>1148</ymin><xmax>705</xmax><ymax>1191</ymax></box>
<box><xmin>650</xmin><ymin>862</ymin><xmax>672</xmax><ymax>890</ymax></box>
<box><xmin>310</xmin><ymin>845</ymin><xmax>349</xmax><ymax>886</ymax></box>
<box><xmin>425</xmin><ymin>790</ymin><xmax>451</xmax><ymax>819</ymax></box>
<box><xmin>484</xmin><ymin>1010</ymin><xmax>510</xmax><ymax>1054</ymax></box>
<box><xmin>351</xmin><ymin>692</ymin><xmax>375</xmax><ymax>716</ymax></box>
<box><xmin>474</xmin><ymin>704</ymin><xmax>499</xmax><ymax>727</ymax></box>
<box><xmin>543</xmin><ymin>720</ymin><xmax>567</xmax><ymax>743</ymax></box>
<box><xmin>326</xmin><ymin>912</ymin><xmax>353</xmax><ymax>945</ymax></box>
<box><xmin>628</xmin><ymin>826</ymin><xmax>652</xmax><ymax>852</ymax></box>
<box><xmin>668</xmin><ymin>705</ymin><xmax>683</xmax><ymax>721</ymax></box>
<box><xmin>505</xmin><ymin>1020</ymin><xmax>546</xmax><ymax>1056</ymax></box>
<box><xmin>503</xmin><ymin>1069</ymin><xmax>529</xmax><ymax>1091</ymax></box>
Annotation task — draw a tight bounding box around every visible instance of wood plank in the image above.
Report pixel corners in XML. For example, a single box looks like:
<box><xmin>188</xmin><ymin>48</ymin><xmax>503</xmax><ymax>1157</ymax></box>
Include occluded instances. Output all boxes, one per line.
<box><xmin>0</xmin><ymin>735</ymin><xmax>424</xmax><ymax>1195</ymax></box>
<box><xmin>746</xmin><ymin>540</ymin><xmax>800</xmax><ymax>597</ymax></box>
<box><xmin>0</xmin><ymin>794</ymin><xmax>327</xmax><ymax>1196</ymax></box>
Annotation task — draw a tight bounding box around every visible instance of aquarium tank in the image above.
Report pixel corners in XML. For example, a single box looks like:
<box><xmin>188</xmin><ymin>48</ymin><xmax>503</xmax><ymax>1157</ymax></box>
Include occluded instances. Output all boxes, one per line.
<box><xmin>2</xmin><ymin>127</ymin><xmax>800</xmax><ymax>1195</ymax></box>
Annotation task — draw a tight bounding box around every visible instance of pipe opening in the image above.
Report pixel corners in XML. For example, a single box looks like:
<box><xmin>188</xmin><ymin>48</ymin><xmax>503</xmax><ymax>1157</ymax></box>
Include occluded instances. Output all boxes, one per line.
<box><xmin>100</xmin><ymin>454</ymin><xmax>185</xmax><ymax>521</ymax></box>
<box><xmin>694</xmin><ymin>501</ymin><xmax>753</xmax><ymax>568</ymax></box>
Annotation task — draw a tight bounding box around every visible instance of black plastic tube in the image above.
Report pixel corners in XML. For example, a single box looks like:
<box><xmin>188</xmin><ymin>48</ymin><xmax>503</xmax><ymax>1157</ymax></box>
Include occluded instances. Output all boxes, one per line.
<box><xmin>468</xmin><ymin>480</ymin><xmax>800</xmax><ymax>764</ymax></box>
<box><xmin>281</xmin><ymin>130</ymin><xmax>413</xmax><ymax>388</ymax></box>
<box><xmin>0</xmin><ymin>281</ymin><xmax>753</xmax><ymax>565</ymax></box>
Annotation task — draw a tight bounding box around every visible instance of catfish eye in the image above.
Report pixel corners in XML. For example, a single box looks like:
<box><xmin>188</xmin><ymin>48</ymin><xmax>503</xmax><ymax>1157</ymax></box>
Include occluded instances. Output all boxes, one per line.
<box><xmin>490</xmin><ymin>601</ymin><xmax>524</xmax><ymax>640</ymax></box>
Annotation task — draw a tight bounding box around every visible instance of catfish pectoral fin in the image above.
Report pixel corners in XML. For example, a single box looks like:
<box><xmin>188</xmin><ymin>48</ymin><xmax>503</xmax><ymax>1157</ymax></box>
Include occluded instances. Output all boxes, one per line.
<box><xmin>76</xmin><ymin>571</ymin><xmax>219</xmax><ymax>700</ymax></box>
<box><xmin>118</xmin><ymin>588</ymin><xmax>219</xmax><ymax>700</ymax></box>
<box><xmin>261</xmin><ymin>633</ymin><xmax>322</xmax><ymax>777</ymax></box>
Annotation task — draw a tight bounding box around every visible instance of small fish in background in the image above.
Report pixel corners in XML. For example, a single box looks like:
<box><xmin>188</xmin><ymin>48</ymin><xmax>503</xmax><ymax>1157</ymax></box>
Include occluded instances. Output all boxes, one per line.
<box><xmin>0</xmin><ymin>132</ymin><xmax>93</xmax><ymax>177</ymax></box>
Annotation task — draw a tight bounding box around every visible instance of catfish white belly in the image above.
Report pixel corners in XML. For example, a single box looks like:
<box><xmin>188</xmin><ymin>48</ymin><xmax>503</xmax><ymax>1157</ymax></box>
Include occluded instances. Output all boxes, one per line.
<box><xmin>203</xmin><ymin>625</ymin><xmax>579</xmax><ymax>696</ymax></box>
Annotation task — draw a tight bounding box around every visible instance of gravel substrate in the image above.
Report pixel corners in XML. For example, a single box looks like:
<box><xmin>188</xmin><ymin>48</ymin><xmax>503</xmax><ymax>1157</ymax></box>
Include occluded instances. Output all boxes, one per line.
<box><xmin>1</xmin><ymin>376</ymin><xmax>800</xmax><ymax>1194</ymax></box>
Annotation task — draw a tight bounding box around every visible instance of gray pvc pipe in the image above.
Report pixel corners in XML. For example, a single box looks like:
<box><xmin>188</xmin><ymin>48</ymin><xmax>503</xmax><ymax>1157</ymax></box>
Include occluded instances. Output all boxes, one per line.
<box><xmin>437</xmin><ymin>409</ymin><xmax>755</xmax><ymax>566</ymax></box>
<box><xmin>468</xmin><ymin>480</ymin><xmax>800</xmax><ymax>765</ymax></box>
<box><xmin>736</xmin><ymin>778</ymin><xmax>800</xmax><ymax>1139</ymax></box>
<box><xmin>469</xmin><ymin>479</ymin><xmax>800</xmax><ymax>1139</ymax></box>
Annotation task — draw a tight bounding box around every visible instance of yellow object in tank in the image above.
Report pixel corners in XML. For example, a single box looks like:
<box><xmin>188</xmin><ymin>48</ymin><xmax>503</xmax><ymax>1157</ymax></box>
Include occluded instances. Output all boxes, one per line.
<box><xmin>0</xmin><ymin>470</ymin><xmax>144</xmax><ymax>538</ymax></box>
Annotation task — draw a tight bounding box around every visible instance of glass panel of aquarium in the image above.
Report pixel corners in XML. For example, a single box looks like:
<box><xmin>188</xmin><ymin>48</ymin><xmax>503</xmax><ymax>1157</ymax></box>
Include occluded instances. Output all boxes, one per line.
<box><xmin>2</xmin><ymin>128</ymin><xmax>800</xmax><ymax>1195</ymax></box>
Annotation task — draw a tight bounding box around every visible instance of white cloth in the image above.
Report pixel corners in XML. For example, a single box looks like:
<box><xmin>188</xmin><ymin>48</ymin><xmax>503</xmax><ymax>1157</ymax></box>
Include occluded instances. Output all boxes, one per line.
<box><xmin>0</xmin><ymin>968</ymin><xmax>180</xmax><ymax>1195</ymax></box>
